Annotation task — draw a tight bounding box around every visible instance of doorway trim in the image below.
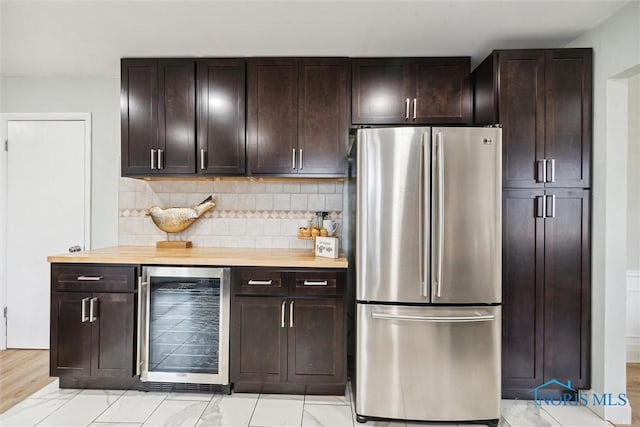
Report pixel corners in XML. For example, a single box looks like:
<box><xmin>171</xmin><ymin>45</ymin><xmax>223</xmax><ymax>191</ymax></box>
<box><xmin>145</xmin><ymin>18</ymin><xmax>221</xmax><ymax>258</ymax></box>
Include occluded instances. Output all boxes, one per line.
<box><xmin>0</xmin><ymin>112</ymin><xmax>92</xmax><ymax>350</ymax></box>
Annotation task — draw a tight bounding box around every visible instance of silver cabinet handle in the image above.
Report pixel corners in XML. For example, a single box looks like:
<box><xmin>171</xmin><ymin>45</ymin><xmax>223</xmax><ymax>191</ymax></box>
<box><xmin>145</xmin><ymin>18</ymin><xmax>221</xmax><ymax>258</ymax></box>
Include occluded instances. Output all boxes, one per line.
<box><xmin>289</xmin><ymin>301</ymin><xmax>294</xmax><ymax>328</ymax></box>
<box><xmin>248</xmin><ymin>280</ymin><xmax>273</xmax><ymax>285</ymax></box>
<box><xmin>405</xmin><ymin>98</ymin><xmax>410</xmax><ymax>120</ymax></box>
<box><xmin>81</xmin><ymin>297</ymin><xmax>90</xmax><ymax>322</ymax></box>
<box><xmin>281</xmin><ymin>300</ymin><xmax>286</xmax><ymax>328</ymax></box>
<box><xmin>303</xmin><ymin>280</ymin><xmax>327</xmax><ymax>286</ymax></box>
<box><xmin>292</xmin><ymin>148</ymin><xmax>296</xmax><ymax>169</ymax></box>
<box><xmin>77</xmin><ymin>275</ymin><xmax>103</xmax><ymax>281</ymax></box>
<box><xmin>537</xmin><ymin>159</ymin><xmax>547</xmax><ymax>183</ymax></box>
<box><xmin>299</xmin><ymin>149</ymin><xmax>303</xmax><ymax>170</ymax></box>
<box><xmin>536</xmin><ymin>195</ymin><xmax>547</xmax><ymax>218</ymax></box>
<box><xmin>136</xmin><ymin>277</ymin><xmax>143</xmax><ymax>376</ymax></box>
<box><xmin>157</xmin><ymin>149</ymin><xmax>164</xmax><ymax>170</ymax></box>
<box><xmin>89</xmin><ymin>297</ymin><xmax>98</xmax><ymax>322</ymax></box>
<box><xmin>413</xmin><ymin>98</ymin><xmax>417</xmax><ymax>119</ymax></box>
<box><xmin>151</xmin><ymin>149</ymin><xmax>156</xmax><ymax>170</ymax></box>
<box><xmin>200</xmin><ymin>149</ymin><xmax>206</xmax><ymax>170</ymax></box>
<box><xmin>372</xmin><ymin>312</ymin><xmax>495</xmax><ymax>323</ymax></box>
<box><xmin>549</xmin><ymin>158</ymin><xmax>556</xmax><ymax>183</ymax></box>
<box><xmin>547</xmin><ymin>194</ymin><xmax>556</xmax><ymax>218</ymax></box>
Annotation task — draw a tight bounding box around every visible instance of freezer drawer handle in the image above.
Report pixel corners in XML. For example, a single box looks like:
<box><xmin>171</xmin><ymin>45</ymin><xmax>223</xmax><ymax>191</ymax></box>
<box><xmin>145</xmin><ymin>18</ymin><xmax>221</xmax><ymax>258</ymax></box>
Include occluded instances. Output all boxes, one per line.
<box><xmin>371</xmin><ymin>312</ymin><xmax>495</xmax><ymax>323</ymax></box>
<box><xmin>77</xmin><ymin>275</ymin><xmax>103</xmax><ymax>281</ymax></box>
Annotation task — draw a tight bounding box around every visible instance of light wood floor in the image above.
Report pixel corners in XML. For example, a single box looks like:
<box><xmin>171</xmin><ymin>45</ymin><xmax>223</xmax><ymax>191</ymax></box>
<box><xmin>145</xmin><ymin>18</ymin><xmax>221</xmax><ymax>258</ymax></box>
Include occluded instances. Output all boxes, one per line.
<box><xmin>0</xmin><ymin>349</ymin><xmax>54</xmax><ymax>414</ymax></box>
<box><xmin>0</xmin><ymin>350</ymin><xmax>638</xmax><ymax>423</ymax></box>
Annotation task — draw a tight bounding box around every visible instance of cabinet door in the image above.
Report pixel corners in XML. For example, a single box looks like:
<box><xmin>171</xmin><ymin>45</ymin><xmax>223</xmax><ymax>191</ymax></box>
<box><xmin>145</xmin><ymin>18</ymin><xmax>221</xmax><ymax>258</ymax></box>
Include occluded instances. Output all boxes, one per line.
<box><xmin>198</xmin><ymin>59</ymin><xmax>246</xmax><ymax>175</ymax></box>
<box><xmin>90</xmin><ymin>293</ymin><xmax>136</xmax><ymax>378</ymax></box>
<box><xmin>297</xmin><ymin>59</ymin><xmax>348</xmax><ymax>175</ymax></box>
<box><xmin>247</xmin><ymin>59</ymin><xmax>298</xmax><ymax>175</ymax></box>
<box><xmin>497</xmin><ymin>51</ymin><xmax>545</xmax><ymax>188</ymax></box>
<box><xmin>121</xmin><ymin>59</ymin><xmax>158</xmax><ymax>176</ymax></box>
<box><xmin>351</xmin><ymin>59</ymin><xmax>411</xmax><ymax>124</ymax></box>
<box><xmin>543</xmin><ymin>189</ymin><xmax>590</xmax><ymax>389</ymax></box>
<box><xmin>287</xmin><ymin>298</ymin><xmax>345</xmax><ymax>384</ymax></box>
<box><xmin>50</xmin><ymin>292</ymin><xmax>92</xmax><ymax>377</ymax></box>
<box><xmin>231</xmin><ymin>296</ymin><xmax>287</xmax><ymax>383</ymax></box>
<box><xmin>544</xmin><ymin>49</ymin><xmax>592</xmax><ymax>188</ymax></box>
<box><xmin>157</xmin><ymin>59</ymin><xmax>196</xmax><ymax>174</ymax></box>
<box><xmin>502</xmin><ymin>190</ymin><xmax>545</xmax><ymax>398</ymax></box>
<box><xmin>412</xmin><ymin>58</ymin><xmax>471</xmax><ymax>124</ymax></box>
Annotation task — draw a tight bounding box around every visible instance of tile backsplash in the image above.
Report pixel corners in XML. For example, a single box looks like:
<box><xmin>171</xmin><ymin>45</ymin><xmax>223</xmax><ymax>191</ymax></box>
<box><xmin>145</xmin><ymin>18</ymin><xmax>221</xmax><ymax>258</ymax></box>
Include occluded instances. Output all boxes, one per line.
<box><xmin>119</xmin><ymin>178</ymin><xmax>343</xmax><ymax>248</ymax></box>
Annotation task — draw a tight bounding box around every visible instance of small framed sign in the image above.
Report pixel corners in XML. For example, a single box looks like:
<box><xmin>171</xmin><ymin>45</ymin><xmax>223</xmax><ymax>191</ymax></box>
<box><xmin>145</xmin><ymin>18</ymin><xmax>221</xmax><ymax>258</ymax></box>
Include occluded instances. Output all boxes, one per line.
<box><xmin>315</xmin><ymin>236</ymin><xmax>339</xmax><ymax>258</ymax></box>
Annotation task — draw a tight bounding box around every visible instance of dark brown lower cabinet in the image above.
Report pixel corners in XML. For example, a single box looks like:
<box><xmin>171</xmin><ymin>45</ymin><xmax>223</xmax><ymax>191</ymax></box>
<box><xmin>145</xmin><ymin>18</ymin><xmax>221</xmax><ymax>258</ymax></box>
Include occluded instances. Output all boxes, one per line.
<box><xmin>231</xmin><ymin>268</ymin><xmax>346</xmax><ymax>394</ymax></box>
<box><xmin>50</xmin><ymin>264</ymin><xmax>137</xmax><ymax>381</ymax></box>
<box><xmin>502</xmin><ymin>189</ymin><xmax>590</xmax><ymax>398</ymax></box>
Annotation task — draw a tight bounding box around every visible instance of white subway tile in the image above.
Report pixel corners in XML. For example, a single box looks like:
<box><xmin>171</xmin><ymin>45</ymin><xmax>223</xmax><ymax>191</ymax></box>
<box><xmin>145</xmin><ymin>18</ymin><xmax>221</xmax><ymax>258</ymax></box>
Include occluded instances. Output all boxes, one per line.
<box><xmin>273</xmin><ymin>194</ymin><xmax>291</xmax><ymax>210</ymax></box>
<box><xmin>234</xmin><ymin>236</ymin><xmax>256</xmax><ymax>248</ymax></box>
<box><xmin>120</xmin><ymin>192</ymin><xmax>136</xmax><ymax>209</ymax></box>
<box><xmin>196</xmin><ymin>181</ymin><xmax>215</xmax><ymax>193</ymax></box>
<box><xmin>280</xmin><ymin>219</ymin><xmax>300</xmax><ymax>237</ymax></box>
<box><xmin>255</xmin><ymin>236</ymin><xmax>274</xmax><ymax>248</ymax></box>
<box><xmin>120</xmin><ymin>217</ymin><xmax>144</xmax><ymax>235</ymax></box>
<box><xmin>335</xmin><ymin>182</ymin><xmax>344</xmax><ymax>193</ymax></box>
<box><xmin>300</xmin><ymin>183</ymin><xmax>318</xmax><ymax>194</ymax></box>
<box><xmin>179</xmin><ymin>181</ymin><xmax>197</xmax><ymax>193</ymax></box>
<box><xmin>143</xmin><ymin>217</ymin><xmax>164</xmax><ymax>236</ymax></box>
<box><xmin>229</xmin><ymin>181</ymin><xmax>250</xmax><ymax>193</ymax></box>
<box><xmin>255</xmin><ymin>194</ymin><xmax>274</xmax><ymax>210</ymax></box>
<box><xmin>238</xmin><ymin>194</ymin><xmax>256</xmax><ymax>210</ymax></box>
<box><xmin>283</xmin><ymin>183</ymin><xmax>301</xmax><ymax>193</ymax></box>
<box><xmin>307</xmin><ymin>194</ymin><xmax>325</xmax><ymax>211</ymax></box>
<box><xmin>271</xmin><ymin>236</ymin><xmax>291</xmax><ymax>248</ymax></box>
<box><xmin>266</xmin><ymin>183</ymin><xmax>284</xmax><ymax>193</ymax></box>
<box><xmin>248</xmin><ymin>182</ymin><xmax>266</xmax><ymax>193</ymax></box>
<box><xmin>325</xmin><ymin>194</ymin><xmax>343</xmax><ymax>211</ymax></box>
<box><xmin>185</xmin><ymin>218</ymin><xmax>212</xmax><ymax>236</ymax></box>
<box><xmin>152</xmin><ymin>192</ymin><xmax>172</xmax><ymax>207</ymax></box>
<box><xmin>216</xmin><ymin>194</ymin><xmax>239</xmax><ymax>211</ymax></box>
<box><xmin>246</xmin><ymin>219</ymin><xmax>264</xmax><ymax>236</ymax></box>
<box><xmin>290</xmin><ymin>194</ymin><xmax>308</xmax><ymax>211</ymax></box>
<box><xmin>229</xmin><ymin>219</ymin><xmax>247</xmax><ymax>235</ymax></box>
<box><xmin>213</xmin><ymin>181</ymin><xmax>233</xmax><ymax>193</ymax></box>
<box><xmin>211</xmin><ymin>219</ymin><xmax>230</xmax><ymax>236</ymax></box>
<box><xmin>135</xmin><ymin>191</ymin><xmax>153</xmax><ymax>209</ymax></box>
<box><xmin>318</xmin><ymin>182</ymin><xmax>336</xmax><ymax>194</ymax></box>
<box><xmin>263</xmin><ymin>219</ymin><xmax>282</xmax><ymax>236</ymax></box>
<box><xmin>170</xmin><ymin>193</ymin><xmax>188</xmax><ymax>207</ymax></box>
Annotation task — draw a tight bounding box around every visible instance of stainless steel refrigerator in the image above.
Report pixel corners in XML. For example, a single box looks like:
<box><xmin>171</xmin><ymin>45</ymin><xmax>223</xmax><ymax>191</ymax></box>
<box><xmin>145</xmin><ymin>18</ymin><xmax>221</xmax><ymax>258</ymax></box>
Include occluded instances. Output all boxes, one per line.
<box><xmin>355</xmin><ymin>126</ymin><xmax>502</xmax><ymax>426</ymax></box>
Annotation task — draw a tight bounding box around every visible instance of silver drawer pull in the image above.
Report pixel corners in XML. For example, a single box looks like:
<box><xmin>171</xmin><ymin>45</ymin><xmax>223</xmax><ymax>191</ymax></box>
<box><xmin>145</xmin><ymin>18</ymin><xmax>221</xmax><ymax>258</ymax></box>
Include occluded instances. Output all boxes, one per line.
<box><xmin>77</xmin><ymin>275</ymin><xmax>103</xmax><ymax>281</ymax></box>
<box><xmin>372</xmin><ymin>312</ymin><xmax>495</xmax><ymax>323</ymax></box>
<box><xmin>303</xmin><ymin>280</ymin><xmax>328</xmax><ymax>286</ymax></box>
<box><xmin>248</xmin><ymin>280</ymin><xmax>273</xmax><ymax>285</ymax></box>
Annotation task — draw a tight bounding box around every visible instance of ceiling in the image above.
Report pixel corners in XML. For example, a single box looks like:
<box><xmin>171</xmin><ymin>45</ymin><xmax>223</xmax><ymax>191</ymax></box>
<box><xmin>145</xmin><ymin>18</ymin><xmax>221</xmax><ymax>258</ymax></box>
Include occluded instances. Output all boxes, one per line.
<box><xmin>0</xmin><ymin>0</ymin><xmax>628</xmax><ymax>77</ymax></box>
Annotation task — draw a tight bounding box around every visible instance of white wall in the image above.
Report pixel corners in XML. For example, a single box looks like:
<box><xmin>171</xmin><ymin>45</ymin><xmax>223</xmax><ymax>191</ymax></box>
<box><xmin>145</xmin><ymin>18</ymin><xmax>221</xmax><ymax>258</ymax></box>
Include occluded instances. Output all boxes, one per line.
<box><xmin>1</xmin><ymin>76</ymin><xmax>119</xmax><ymax>248</ymax></box>
<box><xmin>566</xmin><ymin>1</ymin><xmax>640</xmax><ymax>424</ymax></box>
<box><xmin>628</xmin><ymin>73</ymin><xmax>640</xmax><ymax>272</ymax></box>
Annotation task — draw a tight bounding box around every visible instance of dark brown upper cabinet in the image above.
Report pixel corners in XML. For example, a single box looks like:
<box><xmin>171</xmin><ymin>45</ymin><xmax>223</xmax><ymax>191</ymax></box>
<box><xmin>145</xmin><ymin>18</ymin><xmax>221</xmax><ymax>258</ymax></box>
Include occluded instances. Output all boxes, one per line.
<box><xmin>197</xmin><ymin>59</ymin><xmax>246</xmax><ymax>175</ymax></box>
<box><xmin>247</xmin><ymin>58</ymin><xmax>348</xmax><ymax>176</ymax></box>
<box><xmin>351</xmin><ymin>57</ymin><xmax>471</xmax><ymax>125</ymax></box>
<box><xmin>473</xmin><ymin>49</ymin><xmax>592</xmax><ymax>188</ymax></box>
<box><xmin>121</xmin><ymin>58</ymin><xmax>196</xmax><ymax>176</ymax></box>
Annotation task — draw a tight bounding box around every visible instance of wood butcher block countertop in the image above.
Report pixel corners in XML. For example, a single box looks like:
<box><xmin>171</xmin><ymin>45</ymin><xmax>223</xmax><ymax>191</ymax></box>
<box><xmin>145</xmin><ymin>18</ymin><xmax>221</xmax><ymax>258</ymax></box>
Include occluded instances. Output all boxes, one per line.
<box><xmin>47</xmin><ymin>246</ymin><xmax>348</xmax><ymax>268</ymax></box>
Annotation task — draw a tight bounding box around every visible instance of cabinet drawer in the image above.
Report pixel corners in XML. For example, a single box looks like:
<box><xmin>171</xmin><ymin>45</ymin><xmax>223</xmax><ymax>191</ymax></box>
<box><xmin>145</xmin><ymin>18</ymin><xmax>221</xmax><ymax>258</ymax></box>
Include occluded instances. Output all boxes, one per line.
<box><xmin>52</xmin><ymin>264</ymin><xmax>138</xmax><ymax>292</ymax></box>
<box><xmin>291</xmin><ymin>270</ymin><xmax>345</xmax><ymax>296</ymax></box>
<box><xmin>234</xmin><ymin>268</ymin><xmax>287</xmax><ymax>296</ymax></box>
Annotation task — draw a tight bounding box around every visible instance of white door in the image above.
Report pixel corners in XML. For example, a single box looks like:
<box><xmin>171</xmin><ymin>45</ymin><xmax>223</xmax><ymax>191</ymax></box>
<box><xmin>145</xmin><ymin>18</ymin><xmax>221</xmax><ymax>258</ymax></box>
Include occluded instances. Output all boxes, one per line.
<box><xmin>6</xmin><ymin>120</ymin><xmax>89</xmax><ymax>348</ymax></box>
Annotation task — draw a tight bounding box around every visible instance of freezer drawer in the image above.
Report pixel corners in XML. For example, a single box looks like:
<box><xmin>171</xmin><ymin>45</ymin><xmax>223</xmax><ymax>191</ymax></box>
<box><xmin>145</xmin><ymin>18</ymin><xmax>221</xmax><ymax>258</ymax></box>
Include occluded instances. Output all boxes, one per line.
<box><xmin>356</xmin><ymin>304</ymin><xmax>501</xmax><ymax>422</ymax></box>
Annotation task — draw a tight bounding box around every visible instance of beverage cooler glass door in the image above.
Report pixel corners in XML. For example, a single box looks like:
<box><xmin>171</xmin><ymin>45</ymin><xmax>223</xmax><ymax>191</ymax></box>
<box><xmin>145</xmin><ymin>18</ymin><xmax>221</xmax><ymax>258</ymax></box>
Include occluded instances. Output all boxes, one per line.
<box><xmin>139</xmin><ymin>266</ymin><xmax>230</xmax><ymax>384</ymax></box>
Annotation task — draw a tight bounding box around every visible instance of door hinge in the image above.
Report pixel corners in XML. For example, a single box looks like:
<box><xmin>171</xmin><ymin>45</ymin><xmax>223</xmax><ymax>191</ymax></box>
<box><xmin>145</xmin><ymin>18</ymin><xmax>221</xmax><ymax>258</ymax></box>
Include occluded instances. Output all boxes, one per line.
<box><xmin>4</xmin><ymin>140</ymin><xmax>7</xmax><ymax>152</ymax></box>
<box><xmin>3</xmin><ymin>307</ymin><xmax>6</xmax><ymax>318</ymax></box>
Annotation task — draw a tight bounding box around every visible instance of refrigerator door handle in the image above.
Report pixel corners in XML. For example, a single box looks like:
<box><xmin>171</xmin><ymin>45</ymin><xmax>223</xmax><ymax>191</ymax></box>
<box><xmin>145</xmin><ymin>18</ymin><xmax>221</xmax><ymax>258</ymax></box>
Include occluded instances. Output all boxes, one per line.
<box><xmin>433</xmin><ymin>131</ymin><xmax>444</xmax><ymax>299</ymax></box>
<box><xmin>419</xmin><ymin>134</ymin><xmax>427</xmax><ymax>297</ymax></box>
<box><xmin>371</xmin><ymin>312</ymin><xmax>495</xmax><ymax>323</ymax></box>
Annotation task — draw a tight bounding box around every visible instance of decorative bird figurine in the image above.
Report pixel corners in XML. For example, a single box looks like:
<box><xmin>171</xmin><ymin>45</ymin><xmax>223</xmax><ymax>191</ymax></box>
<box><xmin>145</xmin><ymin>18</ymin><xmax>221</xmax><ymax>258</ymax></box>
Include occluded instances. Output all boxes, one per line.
<box><xmin>147</xmin><ymin>196</ymin><xmax>216</xmax><ymax>233</ymax></box>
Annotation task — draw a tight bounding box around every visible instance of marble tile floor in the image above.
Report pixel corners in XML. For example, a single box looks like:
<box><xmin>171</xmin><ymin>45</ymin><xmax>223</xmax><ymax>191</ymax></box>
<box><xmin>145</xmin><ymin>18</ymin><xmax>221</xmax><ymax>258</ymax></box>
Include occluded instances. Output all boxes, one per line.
<box><xmin>0</xmin><ymin>379</ymin><xmax>613</xmax><ymax>427</ymax></box>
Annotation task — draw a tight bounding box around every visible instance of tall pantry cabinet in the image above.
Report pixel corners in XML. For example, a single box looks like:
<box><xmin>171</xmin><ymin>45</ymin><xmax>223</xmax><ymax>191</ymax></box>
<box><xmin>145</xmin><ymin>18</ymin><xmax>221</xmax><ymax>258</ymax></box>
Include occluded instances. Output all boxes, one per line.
<box><xmin>473</xmin><ymin>49</ymin><xmax>592</xmax><ymax>399</ymax></box>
